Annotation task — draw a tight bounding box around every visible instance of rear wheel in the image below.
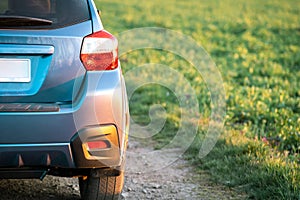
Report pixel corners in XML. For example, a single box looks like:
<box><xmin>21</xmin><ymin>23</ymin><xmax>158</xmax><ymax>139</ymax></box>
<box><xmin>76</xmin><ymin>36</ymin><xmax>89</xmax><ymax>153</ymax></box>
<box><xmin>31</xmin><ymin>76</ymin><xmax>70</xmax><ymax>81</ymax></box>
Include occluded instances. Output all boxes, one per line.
<box><xmin>79</xmin><ymin>172</ymin><xmax>124</xmax><ymax>200</ymax></box>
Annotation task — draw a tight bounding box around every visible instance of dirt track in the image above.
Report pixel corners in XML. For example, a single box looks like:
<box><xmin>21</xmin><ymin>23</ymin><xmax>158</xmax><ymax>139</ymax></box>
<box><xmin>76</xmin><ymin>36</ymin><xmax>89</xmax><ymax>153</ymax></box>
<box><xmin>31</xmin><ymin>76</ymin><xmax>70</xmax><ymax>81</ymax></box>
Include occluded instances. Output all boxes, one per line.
<box><xmin>0</xmin><ymin>137</ymin><xmax>246</xmax><ymax>200</ymax></box>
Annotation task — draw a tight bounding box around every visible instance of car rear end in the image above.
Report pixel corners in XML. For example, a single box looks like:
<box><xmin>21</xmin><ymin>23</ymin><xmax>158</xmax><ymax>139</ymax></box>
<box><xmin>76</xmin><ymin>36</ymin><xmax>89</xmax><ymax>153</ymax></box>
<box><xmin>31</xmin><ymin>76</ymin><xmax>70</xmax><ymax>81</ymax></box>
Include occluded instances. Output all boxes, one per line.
<box><xmin>0</xmin><ymin>0</ymin><xmax>129</xmax><ymax>191</ymax></box>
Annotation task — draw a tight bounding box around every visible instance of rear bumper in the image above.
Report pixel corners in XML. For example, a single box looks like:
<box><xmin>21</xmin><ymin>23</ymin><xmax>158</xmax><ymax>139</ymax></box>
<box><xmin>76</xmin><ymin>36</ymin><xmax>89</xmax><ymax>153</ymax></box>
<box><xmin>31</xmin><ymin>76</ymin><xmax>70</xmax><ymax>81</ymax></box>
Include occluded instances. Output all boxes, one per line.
<box><xmin>0</xmin><ymin>69</ymin><xmax>129</xmax><ymax>174</ymax></box>
<box><xmin>0</xmin><ymin>124</ymin><xmax>121</xmax><ymax>169</ymax></box>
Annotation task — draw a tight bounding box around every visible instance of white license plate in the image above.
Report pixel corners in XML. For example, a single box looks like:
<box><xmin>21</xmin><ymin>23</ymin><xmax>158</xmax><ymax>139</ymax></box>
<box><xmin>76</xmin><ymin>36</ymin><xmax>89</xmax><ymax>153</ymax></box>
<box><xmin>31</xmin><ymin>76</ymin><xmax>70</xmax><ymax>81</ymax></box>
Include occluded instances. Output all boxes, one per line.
<box><xmin>0</xmin><ymin>59</ymin><xmax>31</xmax><ymax>83</ymax></box>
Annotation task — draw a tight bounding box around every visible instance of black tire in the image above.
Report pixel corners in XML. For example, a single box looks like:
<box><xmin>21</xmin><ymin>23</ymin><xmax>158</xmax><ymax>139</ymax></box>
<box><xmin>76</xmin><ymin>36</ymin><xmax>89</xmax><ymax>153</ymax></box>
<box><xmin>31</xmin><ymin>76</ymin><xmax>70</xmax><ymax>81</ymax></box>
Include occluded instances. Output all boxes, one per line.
<box><xmin>79</xmin><ymin>172</ymin><xmax>124</xmax><ymax>200</ymax></box>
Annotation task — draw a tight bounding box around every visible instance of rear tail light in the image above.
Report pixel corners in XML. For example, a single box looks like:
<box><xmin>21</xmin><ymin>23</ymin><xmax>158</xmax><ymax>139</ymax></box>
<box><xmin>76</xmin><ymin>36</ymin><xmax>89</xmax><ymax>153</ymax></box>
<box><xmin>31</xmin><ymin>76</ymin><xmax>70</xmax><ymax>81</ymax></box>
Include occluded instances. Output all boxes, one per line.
<box><xmin>80</xmin><ymin>30</ymin><xmax>118</xmax><ymax>71</ymax></box>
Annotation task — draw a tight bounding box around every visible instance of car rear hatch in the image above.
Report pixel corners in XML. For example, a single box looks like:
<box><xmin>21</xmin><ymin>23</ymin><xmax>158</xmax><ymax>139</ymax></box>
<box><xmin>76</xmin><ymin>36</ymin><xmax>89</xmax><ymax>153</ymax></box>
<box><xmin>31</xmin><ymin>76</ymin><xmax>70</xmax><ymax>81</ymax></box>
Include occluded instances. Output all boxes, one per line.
<box><xmin>0</xmin><ymin>0</ymin><xmax>92</xmax><ymax>106</ymax></box>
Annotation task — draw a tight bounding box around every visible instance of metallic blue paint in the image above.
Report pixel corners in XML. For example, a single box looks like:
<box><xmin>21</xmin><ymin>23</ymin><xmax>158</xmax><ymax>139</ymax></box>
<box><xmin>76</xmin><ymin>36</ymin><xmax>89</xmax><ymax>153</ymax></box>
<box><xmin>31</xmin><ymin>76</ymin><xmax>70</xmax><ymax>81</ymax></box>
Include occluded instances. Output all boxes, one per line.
<box><xmin>0</xmin><ymin>44</ymin><xmax>54</xmax><ymax>54</ymax></box>
<box><xmin>0</xmin><ymin>68</ymin><xmax>127</xmax><ymax>168</ymax></box>
<box><xmin>0</xmin><ymin>54</ymin><xmax>53</xmax><ymax>96</ymax></box>
<box><xmin>0</xmin><ymin>0</ymin><xmax>129</xmax><ymax>177</ymax></box>
<box><xmin>0</xmin><ymin>22</ymin><xmax>92</xmax><ymax>102</ymax></box>
<box><xmin>87</xmin><ymin>0</ymin><xmax>104</xmax><ymax>32</ymax></box>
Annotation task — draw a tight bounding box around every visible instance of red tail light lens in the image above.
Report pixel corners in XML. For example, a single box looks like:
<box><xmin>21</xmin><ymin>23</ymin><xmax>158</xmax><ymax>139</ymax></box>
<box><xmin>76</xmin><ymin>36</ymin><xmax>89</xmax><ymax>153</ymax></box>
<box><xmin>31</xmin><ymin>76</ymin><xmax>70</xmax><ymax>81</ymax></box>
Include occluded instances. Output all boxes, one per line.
<box><xmin>80</xmin><ymin>30</ymin><xmax>118</xmax><ymax>71</ymax></box>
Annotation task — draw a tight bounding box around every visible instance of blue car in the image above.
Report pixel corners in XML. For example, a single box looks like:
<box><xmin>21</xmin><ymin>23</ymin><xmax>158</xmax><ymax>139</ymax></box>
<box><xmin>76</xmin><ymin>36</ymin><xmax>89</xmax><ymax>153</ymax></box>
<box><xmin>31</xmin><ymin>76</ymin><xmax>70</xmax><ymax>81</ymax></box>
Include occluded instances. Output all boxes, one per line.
<box><xmin>0</xmin><ymin>0</ymin><xmax>129</xmax><ymax>199</ymax></box>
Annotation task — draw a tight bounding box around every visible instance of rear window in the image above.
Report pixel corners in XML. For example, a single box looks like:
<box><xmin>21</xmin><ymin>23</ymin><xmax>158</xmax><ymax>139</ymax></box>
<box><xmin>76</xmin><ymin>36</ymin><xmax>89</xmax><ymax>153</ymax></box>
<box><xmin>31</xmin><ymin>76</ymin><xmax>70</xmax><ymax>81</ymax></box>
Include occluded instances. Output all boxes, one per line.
<box><xmin>0</xmin><ymin>0</ymin><xmax>90</xmax><ymax>29</ymax></box>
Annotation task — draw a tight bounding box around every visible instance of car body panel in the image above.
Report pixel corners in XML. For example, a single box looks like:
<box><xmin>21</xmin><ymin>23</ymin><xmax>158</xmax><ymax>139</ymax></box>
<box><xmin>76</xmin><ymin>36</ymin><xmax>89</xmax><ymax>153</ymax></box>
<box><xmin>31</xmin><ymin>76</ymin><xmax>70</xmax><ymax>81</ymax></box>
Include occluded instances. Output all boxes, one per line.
<box><xmin>0</xmin><ymin>67</ymin><xmax>128</xmax><ymax>171</ymax></box>
<box><xmin>0</xmin><ymin>0</ymin><xmax>129</xmax><ymax>178</ymax></box>
<box><xmin>87</xmin><ymin>0</ymin><xmax>104</xmax><ymax>32</ymax></box>
<box><xmin>0</xmin><ymin>21</ymin><xmax>92</xmax><ymax>102</ymax></box>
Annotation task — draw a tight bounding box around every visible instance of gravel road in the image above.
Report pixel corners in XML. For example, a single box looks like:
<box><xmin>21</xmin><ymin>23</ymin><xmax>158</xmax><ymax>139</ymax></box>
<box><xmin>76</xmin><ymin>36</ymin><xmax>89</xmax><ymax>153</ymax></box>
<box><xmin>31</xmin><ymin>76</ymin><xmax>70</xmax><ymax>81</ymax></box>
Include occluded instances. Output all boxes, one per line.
<box><xmin>0</xmin><ymin>137</ymin><xmax>246</xmax><ymax>200</ymax></box>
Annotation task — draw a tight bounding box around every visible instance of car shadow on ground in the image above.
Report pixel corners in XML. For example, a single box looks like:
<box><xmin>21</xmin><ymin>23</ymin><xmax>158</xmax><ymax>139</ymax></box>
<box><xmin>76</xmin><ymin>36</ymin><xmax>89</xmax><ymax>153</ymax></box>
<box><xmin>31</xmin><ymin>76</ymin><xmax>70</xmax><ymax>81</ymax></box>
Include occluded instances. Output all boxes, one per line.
<box><xmin>0</xmin><ymin>177</ymin><xmax>81</xmax><ymax>200</ymax></box>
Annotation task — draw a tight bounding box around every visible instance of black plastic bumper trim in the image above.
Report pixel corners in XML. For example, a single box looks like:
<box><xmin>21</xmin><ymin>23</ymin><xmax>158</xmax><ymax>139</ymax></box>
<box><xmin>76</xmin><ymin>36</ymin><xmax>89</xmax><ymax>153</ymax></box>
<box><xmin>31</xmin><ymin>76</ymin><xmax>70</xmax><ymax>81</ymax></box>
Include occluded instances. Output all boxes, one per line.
<box><xmin>0</xmin><ymin>144</ymin><xmax>74</xmax><ymax>168</ymax></box>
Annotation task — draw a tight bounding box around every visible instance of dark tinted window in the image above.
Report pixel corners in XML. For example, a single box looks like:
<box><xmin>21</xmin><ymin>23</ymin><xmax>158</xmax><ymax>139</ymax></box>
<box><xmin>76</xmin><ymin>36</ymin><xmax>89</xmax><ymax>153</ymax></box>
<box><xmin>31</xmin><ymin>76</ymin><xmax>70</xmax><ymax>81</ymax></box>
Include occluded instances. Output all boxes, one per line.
<box><xmin>0</xmin><ymin>0</ymin><xmax>90</xmax><ymax>29</ymax></box>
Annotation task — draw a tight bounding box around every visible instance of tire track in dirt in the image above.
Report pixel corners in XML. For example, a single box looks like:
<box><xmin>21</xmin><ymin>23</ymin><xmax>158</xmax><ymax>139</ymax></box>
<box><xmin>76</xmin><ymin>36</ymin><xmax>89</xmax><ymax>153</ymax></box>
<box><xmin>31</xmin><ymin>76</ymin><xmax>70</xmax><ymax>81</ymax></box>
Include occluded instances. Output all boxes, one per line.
<box><xmin>122</xmin><ymin>137</ymin><xmax>246</xmax><ymax>200</ymax></box>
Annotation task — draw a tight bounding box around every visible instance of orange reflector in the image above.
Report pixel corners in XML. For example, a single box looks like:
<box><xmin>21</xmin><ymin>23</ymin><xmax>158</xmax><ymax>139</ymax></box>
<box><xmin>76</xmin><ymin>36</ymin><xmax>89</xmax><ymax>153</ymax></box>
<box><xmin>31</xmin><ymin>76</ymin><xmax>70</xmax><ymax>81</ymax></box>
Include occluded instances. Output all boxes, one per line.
<box><xmin>86</xmin><ymin>140</ymin><xmax>110</xmax><ymax>150</ymax></box>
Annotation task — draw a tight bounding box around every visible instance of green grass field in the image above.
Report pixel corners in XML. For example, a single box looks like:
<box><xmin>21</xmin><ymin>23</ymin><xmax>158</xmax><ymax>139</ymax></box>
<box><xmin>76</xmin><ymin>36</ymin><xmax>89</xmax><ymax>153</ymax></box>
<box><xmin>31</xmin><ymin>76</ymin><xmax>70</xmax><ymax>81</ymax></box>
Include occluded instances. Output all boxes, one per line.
<box><xmin>96</xmin><ymin>0</ymin><xmax>299</xmax><ymax>199</ymax></box>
